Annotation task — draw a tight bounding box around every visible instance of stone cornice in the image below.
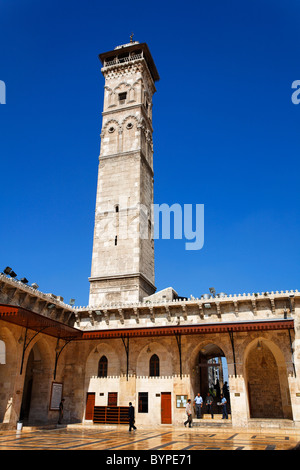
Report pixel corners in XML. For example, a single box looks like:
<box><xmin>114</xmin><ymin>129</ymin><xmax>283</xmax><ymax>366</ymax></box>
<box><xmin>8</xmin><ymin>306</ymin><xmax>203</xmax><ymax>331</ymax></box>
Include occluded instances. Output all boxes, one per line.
<box><xmin>89</xmin><ymin>271</ymin><xmax>156</xmax><ymax>291</ymax></box>
<box><xmin>99</xmin><ymin>149</ymin><xmax>154</xmax><ymax>177</ymax></box>
<box><xmin>101</xmin><ymin>57</ymin><xmax>156</xmax><ymax>94</ymax></box>
<box><xmin>1</xmin><ymin>272</ymin><xmax>298</xmax><ymax>334</ymax></box>
<box><xmin>0</xmin><ymin>273</ymin><xmax>75</xmax><ymax>325</ymax></box>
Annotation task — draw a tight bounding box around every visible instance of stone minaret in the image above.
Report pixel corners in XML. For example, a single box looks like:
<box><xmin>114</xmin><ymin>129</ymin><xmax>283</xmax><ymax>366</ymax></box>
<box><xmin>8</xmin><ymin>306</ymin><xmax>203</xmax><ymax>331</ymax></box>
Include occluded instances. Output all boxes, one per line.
<box><xmin>89</xmin><ymin>40</ymin><xmax>159</xmax><ymax>305</ymax></box>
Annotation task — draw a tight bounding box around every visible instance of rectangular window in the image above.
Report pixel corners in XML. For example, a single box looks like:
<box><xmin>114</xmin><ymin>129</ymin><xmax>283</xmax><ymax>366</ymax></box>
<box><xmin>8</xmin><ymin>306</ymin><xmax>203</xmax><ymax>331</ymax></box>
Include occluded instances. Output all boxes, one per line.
<box><xmin>108</xmin><ymin>392</ymin><xmax>118</xmax><ymax>406</ymax></box>
<box><xmin>118</xmin><ymin>92</ymin><xmax>127</xmax><ymax>104</ymax></box>
<box><xmin>138</xmin><ymin>392</ymin><xmax>148</xmax><ymax>413</ymax></box>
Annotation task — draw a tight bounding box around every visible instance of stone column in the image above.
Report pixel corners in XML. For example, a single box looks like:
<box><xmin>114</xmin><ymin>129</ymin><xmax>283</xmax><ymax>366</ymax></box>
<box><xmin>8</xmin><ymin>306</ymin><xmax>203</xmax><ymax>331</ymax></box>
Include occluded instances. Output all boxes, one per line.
<box><xmin>290</xmin><ymin>305</ymin><xmax>300</xmax><ymax>422</ymax></box>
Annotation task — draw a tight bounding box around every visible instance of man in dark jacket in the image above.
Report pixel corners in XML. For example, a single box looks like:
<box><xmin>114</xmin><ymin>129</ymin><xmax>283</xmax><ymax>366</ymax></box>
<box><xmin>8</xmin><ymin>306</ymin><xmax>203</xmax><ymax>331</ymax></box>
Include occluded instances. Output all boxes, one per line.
<box><xmin>128</xmin><ymin>402</ymin><xmax>137</xmax><ymax>431</ymax></box>
<box><xmin>205</xmin><ymin>392</ymin><xmax>214</xmax><ymax>419</ymax></box>
<box><xmin>58</xmin><ymin>398</ymin><xmax>65</xmax><ymax>424</ymax></box>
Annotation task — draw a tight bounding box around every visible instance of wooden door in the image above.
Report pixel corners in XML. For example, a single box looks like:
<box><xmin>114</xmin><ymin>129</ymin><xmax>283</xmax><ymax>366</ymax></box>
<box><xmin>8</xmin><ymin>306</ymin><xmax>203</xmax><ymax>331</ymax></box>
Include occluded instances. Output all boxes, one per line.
<box><xmin>161</xmin><ymin>392</ymin><xmax>172</xmax><ymax>424</ymax></box>
<box><xmin>85</xmin><ymin>392</ymin><xmax>95</xmax><ymax>420</ymax></box>
<box><xmin>108</xmin><ymin>392</ymin><xmax>118</xmax><ymax>407</ymax></box>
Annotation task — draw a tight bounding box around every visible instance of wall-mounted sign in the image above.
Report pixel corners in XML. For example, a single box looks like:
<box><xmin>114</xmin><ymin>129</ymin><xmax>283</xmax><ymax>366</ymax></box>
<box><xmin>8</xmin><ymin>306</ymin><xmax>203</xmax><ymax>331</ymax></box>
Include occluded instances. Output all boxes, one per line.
<box><xmin>176</xmin><ymin>395</ymin><xmax>188</xmax><ymax>408</ymax></box>
<box><xmin>49</xmin><ymin>382</ymin><xmax>63</xmax><ymax>410</ymax></box>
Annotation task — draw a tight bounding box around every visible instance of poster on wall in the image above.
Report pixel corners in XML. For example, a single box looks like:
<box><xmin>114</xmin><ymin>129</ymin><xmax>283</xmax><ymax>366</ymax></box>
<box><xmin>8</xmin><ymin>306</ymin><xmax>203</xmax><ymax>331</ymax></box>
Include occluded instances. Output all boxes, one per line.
<box><xmin>176</xmin><ymin>395</ymin><xmax>188</xmax><ymax>408</ymax></box>
<box><xmin>49</xmin><ymin>382</ymin><xmax>63</xmax><ymax>410</ymax></box>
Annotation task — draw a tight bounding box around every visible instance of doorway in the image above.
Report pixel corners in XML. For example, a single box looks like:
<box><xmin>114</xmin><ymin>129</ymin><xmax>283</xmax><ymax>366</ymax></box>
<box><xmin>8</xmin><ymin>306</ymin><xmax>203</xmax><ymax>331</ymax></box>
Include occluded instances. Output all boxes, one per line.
<box><xmin>85</xmin><ymin>393</ymin><xmax>95</xmax><ymax>420</ymax></box>
<box><xmin>196</xmin><ymin>344</ymin><xmax>230</xmax><ymax>414</ymax></box>
<box><xmin>161</xmin><ymin>392</ymin><xmax>172</xmax><ymax>424</ymax></box>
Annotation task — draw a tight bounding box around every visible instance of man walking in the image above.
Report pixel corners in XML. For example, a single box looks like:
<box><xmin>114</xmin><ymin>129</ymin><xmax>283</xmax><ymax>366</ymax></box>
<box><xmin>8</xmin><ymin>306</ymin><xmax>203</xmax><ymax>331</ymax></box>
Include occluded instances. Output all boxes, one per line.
<box><xmin>128</xmin><ymin>402</ymin><xmax>137</xmax><ymax>431</ymax></box>
<box><xmin>184</xmin><ymin>399</ymin><xmax>193</xmax><ymax>428</ymax></box>
<box><xmin>194</xmin><ymin>393</ymin><xmax>203</xmax><ymax>419</ymax></box>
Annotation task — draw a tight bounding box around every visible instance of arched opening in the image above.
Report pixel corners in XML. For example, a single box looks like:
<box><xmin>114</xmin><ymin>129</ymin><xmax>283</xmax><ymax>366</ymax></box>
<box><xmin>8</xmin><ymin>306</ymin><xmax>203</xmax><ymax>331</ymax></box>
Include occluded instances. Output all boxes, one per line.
<box><xmin>195</xmin><ymin>343</ymin><xmax>230</xmax><ymax>415</ymax></box>
<box><xmin>246</xmin><ymin>339</ymin><xmax>291</xmax><ymax>419</ymax></box>
<box><xmin>149</xmin><ymin>354</ymin><xmax>160</xmax><ymax>377</ymax></box>
<box><xmin>0</xmin><ymin>327</ymin><xmax>18</xmax><ymax>424</ymax></box>
<box><xmin>19</xmin><ymin>341</ymin><xmax>52</xmax><ymax>425</ymax></box>
<box><xmin>20</xmin><ymin>348</ymin><xmax>35</xmax><ymax>422</ymax></box>
<box><xmin>98</xmin><ymin>355</ymin><xmax>108</xmax><ymax>378</ymax></box>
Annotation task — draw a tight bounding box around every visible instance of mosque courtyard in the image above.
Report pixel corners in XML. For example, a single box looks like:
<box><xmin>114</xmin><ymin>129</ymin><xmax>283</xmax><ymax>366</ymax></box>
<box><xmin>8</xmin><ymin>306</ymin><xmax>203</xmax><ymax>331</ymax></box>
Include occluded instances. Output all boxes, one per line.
<box><xmin>0</xmin><ymin>423</ymin><xmax>299</xmax><ymax>451</ymax></box>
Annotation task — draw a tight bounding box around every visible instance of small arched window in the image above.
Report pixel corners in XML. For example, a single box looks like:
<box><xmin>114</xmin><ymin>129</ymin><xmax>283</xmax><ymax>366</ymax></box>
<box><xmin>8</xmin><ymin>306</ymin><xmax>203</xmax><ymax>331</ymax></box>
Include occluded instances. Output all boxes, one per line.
<box><xmin>98</xmin><ymin>355</ymin><xmax>108</xmax><ymax>378</ymax></box>
<box><xmin>149</xmin><ymin>354</ymin><xmax>160</xmax><ymax>377</ymax></box>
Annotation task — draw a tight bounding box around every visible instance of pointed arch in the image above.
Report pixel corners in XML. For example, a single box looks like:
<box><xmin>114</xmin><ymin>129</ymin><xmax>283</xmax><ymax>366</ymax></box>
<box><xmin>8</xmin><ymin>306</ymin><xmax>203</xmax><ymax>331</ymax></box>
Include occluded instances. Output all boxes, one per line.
<box><xmin>98</xmin><ymin>355</ymin><xmax>108</xmax><ymax>378</ymax></box>
<box><xmin>102</xmin><ymin>118</ymin><xmax>120</xmax><ymax>135</ymax></box>
<box><xmin>101</xmin><ymin>119</ymin><xmax>120</xmax><ymax>156</ymax></box>
<box><xmin>149</xmin><ymin>354</ymin><xmax>160</xmax><ymax>377</ymax></box>
<box><xmin>244</xmin><ymin>337</ymin><xmax>292</xmax><ymax>419</ymax></box>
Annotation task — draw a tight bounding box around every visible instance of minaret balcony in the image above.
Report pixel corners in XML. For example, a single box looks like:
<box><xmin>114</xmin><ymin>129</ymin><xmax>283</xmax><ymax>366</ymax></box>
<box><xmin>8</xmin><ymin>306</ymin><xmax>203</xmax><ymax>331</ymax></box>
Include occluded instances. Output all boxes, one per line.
<box><xmin>103</xmin><ymin>52</ymin><xmax>143</xmax><ymax>68</ymax></box>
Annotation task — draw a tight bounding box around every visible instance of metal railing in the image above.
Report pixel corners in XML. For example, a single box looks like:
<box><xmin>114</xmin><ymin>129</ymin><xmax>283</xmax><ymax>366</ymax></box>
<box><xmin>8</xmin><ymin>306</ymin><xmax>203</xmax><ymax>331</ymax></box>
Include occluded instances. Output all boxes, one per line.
<box><xmin>104</xmin><ymin>53</ymin><xmax>143</xmax><ymax>67</ymax></box>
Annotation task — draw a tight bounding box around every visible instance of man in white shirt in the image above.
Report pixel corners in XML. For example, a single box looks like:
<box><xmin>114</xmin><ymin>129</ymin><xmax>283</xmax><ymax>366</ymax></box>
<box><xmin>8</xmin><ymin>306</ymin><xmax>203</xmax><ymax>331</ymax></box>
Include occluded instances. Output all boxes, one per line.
<box><xmin>184</xmin><ymin>399</ymin><xmax>192</xmax><ymax>428</ymax></box>
<box><xmin>194</xmin><ymin>393</ymin><xmax>203</xmax><ymax>419</ymax></box>
<box><xmin>220</xmin><ymin>394</ymin><xmax>228</xmax><ymax>419</ymax></box>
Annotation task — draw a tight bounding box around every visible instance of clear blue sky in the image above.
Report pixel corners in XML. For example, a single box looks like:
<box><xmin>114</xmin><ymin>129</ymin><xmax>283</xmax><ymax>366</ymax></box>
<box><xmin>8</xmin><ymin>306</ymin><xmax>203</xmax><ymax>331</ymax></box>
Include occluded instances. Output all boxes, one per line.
<box><xmin>0</xmin><ymin>0</ymin><xmax>299</xmax><ymax>306</ymax></box>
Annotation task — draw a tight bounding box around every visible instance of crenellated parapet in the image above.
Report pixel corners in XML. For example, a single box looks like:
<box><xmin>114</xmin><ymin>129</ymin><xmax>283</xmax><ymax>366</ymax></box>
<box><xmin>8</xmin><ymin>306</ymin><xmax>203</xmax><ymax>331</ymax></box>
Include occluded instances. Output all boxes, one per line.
<box><xmin>74</xmin><ymin>288</ymin><xmax>299</xmax><ymax>330</ymax></box>
<box><xmin>1</xmin><ymin>270</ymin><xmax>297</xmax><ymax>334</ymax></box>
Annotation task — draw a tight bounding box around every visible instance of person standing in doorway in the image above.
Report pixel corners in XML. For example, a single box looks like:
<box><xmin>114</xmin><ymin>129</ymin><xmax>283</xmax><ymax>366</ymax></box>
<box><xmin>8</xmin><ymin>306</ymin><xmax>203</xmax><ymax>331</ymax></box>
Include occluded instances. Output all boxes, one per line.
<box><xmin>58</xmin><ymin>398</ymin><xmax>65</xmax><ymax>424</ymax></box>
<box><xmin>194</xmin><ymin>393</ymin><xmax>203</xmax><ymax>419</ymax></box>
<box><xmin>205</xmin><ymin>392</ymin><xmax>214</xmax><ymax>419</ymax></box>
<box><xmin>220</xmin><ymin>394</ymin><xmax>228</xmax><ymax>419</ymax></box>
<box><xmin>184</xmin><ymin>399</ymin><xmax>193</xmax><ymax>428</ymax></box>
<box><xmin>222</xmin><ymin>381</ymin><xmax>230</xmax><ymax>403</ymax></box>
<box><xmin>128</xmin><ymin>402</ymin><xmax>137</xmax><ymax>431</ymax></box>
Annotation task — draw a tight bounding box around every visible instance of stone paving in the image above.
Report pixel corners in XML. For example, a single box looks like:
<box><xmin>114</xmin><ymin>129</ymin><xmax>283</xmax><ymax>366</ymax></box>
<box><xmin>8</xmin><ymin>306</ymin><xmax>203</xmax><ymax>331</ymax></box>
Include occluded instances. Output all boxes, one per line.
<box><xmin>0</xmin><ymin>424</ymin><xmax>300</xmax><ymax>451</ymax></box>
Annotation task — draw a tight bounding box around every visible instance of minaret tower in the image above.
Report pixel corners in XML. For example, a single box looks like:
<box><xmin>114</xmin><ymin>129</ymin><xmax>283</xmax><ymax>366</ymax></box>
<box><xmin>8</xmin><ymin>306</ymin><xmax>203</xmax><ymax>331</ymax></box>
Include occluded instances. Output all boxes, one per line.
<box><xmin>89</xmin><ymin>39</ymin><xmax>159</xmax><ymax>305</ymax></box>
